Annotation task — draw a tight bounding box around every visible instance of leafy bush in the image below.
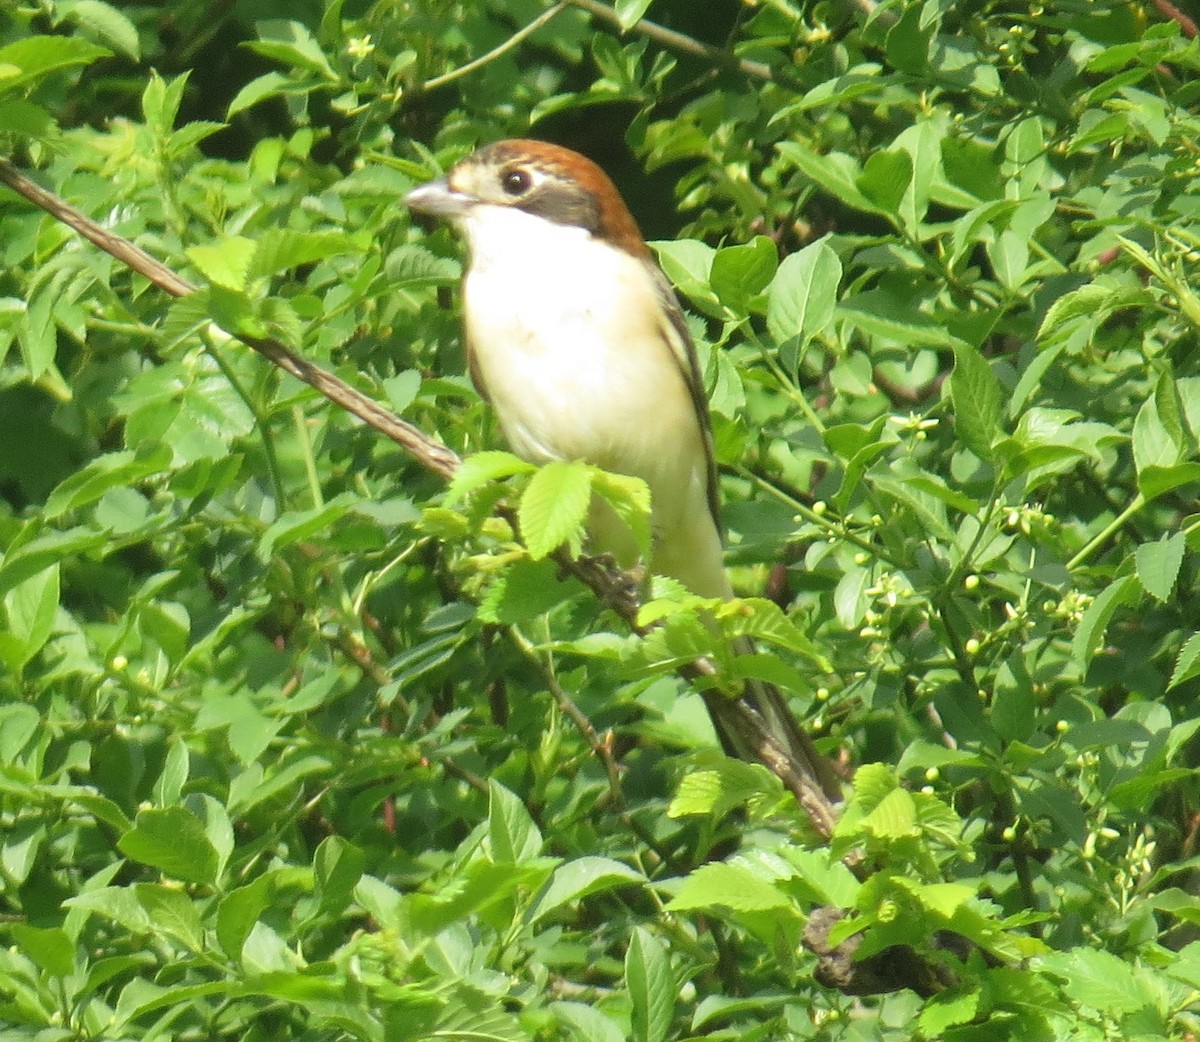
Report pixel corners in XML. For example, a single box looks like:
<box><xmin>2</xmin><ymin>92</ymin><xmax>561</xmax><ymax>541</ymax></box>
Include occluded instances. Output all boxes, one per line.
<box><xmin>2</xmin><ymin>0</ymin><xmax>1199</xmax><ymax>1039</ymax></box>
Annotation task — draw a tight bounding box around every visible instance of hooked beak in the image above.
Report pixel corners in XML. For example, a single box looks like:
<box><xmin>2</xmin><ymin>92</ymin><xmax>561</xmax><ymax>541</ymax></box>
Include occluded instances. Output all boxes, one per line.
<box><xmin>405</xmin><ymin>177</ymin><xmax>471</xmax><ymax>219</ymax></box>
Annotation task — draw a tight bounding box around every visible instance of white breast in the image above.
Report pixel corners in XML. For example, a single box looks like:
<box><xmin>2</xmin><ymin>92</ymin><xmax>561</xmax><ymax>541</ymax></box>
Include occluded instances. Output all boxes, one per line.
<box><xmin>456</xmin><ymin>205</ymin><xmax>728</xmax><ymax>596</ymax></box>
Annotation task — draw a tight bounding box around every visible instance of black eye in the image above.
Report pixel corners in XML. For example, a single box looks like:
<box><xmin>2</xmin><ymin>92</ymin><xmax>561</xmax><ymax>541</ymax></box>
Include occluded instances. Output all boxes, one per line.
<box><xmin>501</xmin><ymin>168</ymin><xmax>532</xmax><ymax>195</ymax></box>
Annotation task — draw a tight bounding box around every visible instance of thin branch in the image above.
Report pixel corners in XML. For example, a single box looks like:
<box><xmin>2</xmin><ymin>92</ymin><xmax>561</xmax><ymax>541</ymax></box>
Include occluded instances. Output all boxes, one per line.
<box><xmin>1151</xmin><ymin>0</ymin><xmax>1197</xmax><ymax>37</ymax></box>
<box><xmin>563</xmin><ymin>0</ymin><xmax>774</xmax><ymax>81</ymax></box>
<box><xmin>422</xmin><ymin>2</ymin><xmax>570</xmax><ymax>93</ymax></box>
<box><xmin>507</xmin><ymin>626</ymin><xmax>626</xmax><ymax>810</ymax></box>
<box><xmin>0</xmin><ymin>158</ymin><xmax>461</xmax><ymax>481</ymax></box>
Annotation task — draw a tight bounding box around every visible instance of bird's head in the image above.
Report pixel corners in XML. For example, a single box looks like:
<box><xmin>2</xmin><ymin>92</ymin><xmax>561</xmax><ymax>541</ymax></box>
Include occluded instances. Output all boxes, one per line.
<box><xmin>405</xmin><ymin>138</ymin><xmax>650</xmax><ymax>260</ymax></box>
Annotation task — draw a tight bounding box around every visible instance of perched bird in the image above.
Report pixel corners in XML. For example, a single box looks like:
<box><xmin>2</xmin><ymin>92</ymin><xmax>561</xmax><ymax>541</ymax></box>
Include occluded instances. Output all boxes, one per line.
<box><xmin>406</xmin><ymin>139</ymin><xmax>838</xmax><ymax>799</ymax></box>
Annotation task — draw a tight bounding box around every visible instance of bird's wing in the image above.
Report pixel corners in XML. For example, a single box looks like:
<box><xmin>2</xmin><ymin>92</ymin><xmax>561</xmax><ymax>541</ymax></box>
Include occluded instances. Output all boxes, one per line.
<box><xmin>647</xmin><ymin>263</ymin><xmax>723</xmax><ymax>537</ymax></box>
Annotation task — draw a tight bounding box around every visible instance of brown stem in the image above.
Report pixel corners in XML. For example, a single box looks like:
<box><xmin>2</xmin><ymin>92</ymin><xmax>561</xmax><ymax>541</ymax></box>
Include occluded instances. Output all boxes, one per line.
<box><xmin>563</xmin><ymin>0</ymin><xmax>774</xmax><ymax>81</ymax></box>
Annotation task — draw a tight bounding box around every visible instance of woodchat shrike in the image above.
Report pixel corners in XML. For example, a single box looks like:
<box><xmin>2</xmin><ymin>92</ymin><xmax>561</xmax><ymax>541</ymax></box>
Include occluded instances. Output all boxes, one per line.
<box><xmin>407</xmin><ymin>139</ymin><xmax>839</xmax><ymax>799</ymax></box>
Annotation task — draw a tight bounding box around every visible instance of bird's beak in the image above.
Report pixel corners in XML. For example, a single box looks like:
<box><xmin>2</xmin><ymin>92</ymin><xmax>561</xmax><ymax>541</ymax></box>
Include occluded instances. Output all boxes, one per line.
<box><xmin>405</xmin><ymin>177</ymin><xmax>470</xmax><ymax>219</ymax></box>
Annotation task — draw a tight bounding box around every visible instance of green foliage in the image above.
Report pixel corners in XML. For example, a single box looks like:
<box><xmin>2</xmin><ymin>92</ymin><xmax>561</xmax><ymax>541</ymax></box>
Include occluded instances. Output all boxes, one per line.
<box><xmin>2</xmin><ymin>0</ymin><xmax>1200</xmax><ymax>1039</ymax></box>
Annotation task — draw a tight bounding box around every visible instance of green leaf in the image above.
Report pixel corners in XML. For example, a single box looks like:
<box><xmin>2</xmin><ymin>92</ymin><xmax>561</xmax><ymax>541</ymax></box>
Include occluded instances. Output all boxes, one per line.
<box><xmin>313</xmin><ymin>836</ymin><xmax>366</xmax><ymax>915</ymax></box>
<box><xmin>1168</xmin><ymin>632</ymin><xmax>1200</xmax><ymax>690</ymax></box>
<box><xmin>776</xmin><ymin>142</ymin><xmax>879</xmax><ymax>215</ymax></box>
<box><xmin>667</xmin><ymin>758</ymin><xmax>782</xmax><ymax>819</ymax></box>
<box><xmin>856</xmin><ymin>149</ymin><xmax>912</xmax><ymax>216</ymax></box>
<box><xmin>0</xmin><ymin>35</ymin><xmax>111</xmax><ymax>96</ymax></box>
<box><xmin>1135</xmin><ymin>531</ymin><xmax>1184</xmax><ymax>603</ymax></box>
<box><xmin>152</xmin><ymin>736</ymin><xmax>189</xmax><ymax>807</ymax></box>
<box><xmin>992</xmin><ymin>655</ymin><xmax>1035</xmax><ymax>743</ymax></box>
<box><xmin>766</xmin><ymin>237</ymin><xmax>842</xmax><ymax>346</ymax></box>
<box><xmin>250</xmin><ymin>229</ymin><xmax>361</xmax><ymax>279</ymax></box>
<box><xmin>552</xmin><ymin>1002</ymin><xmax>625</xmax><ymax>1042</ymax></box>
<box><xmin>43</xmin><ymin>445</ymin><xmax>173</xmax><ymax>519</ymax></box>
<box><xmin>615</xmin><ymin>0</ymin><xmax>655</xmax><ymax>30</ymax></box>
<box><xmin>590</xmin><ymin>469</ymin><xmax>652</xmax><ymax>561</ymax></box>
<box><xmin>246</xmin><ymin>20</ymin><xmax>337</xmax><ymax>79</ymax></box>
<box><xmin>135</xmin><ymin>884</ymin><xmax>204</xmax><ymax>951</ymax></box>
<box><xmin>487</xmin><ymin>779</ymin><xmax>543</xmax><ymax>863</ymax></box>
<box><xmin>258</xmin><ymin>494</ymin><xmax>357</xmax><ymax>559</ymax></box>
<box><xmin>861</xmin><ymin>787</ymin><xmax>918</xmax><ymax>839</ymax></box>
<box><xmin>836</xmin><ymin>292</ymin><xmax>957</xmax><ymax>347</ymax></box>
<box><xmin>518</xmin><ymin>460</ymin><xmax>594</xmax><ymax>560</ymax></box>
<box><xmin>1039</xmin><ymin>948</ymin><xmax>1153</xmax><ymax>1016</ymax></box>
<box><xmin>529</xmin><ymin>857</ymin><xmax>644</xmax><ymax>924</ymax></box>
<box><xmin>217</xmin><ymin>875</ymin><xmax>276</xmax><ymax>958</ymax></box>
<box><xmin>1</xmin><ymin>562</ymin><xmax>59</xmax><ymax>671</ymax></box>
<box><xmin>950</xmin><ymin>341</ymin><xmax>1003</xmax><ymax>461</ymax></box>
<box><xmin>478</xmin><ymin>557</ymin><xmax>576</xmax><ymax>625</ymax></box>
<box><xmin>919</xmin><ymin>985</ymin><xmax>981</xmax><ymax>1035</ymax></box>
<box><xmin>651</xmin><ymin>239</ymin><xmax>717</xmax><ymax>310</ymax></box>
<box><xmin>626</xmin><ymin>926</ymin><xmax>674</xmax><ymax>1042</ymax></box>
<box><xmin>666</xmin><ymin>862</ymin><xmax>791</xmax><ymax>914</ymax></box>
<box><xmin>710</xmin><ymin>236</ymin><xmax>777</xmax><ymax>314</ymax></box>
<box><xmin>227</xmin><ymin>71</ymin><xmax>306</xmax><ymax>117</ymax></box>
<box><xmin>118</xmin><ymin>806</ymin><xmax>220</xmax><ymax>886</ymax></box>
<box><xmin>1072</xmin><ymin>574</ymin><xmax>1139</xmax><ymax>673</ymax></box>
<box><xmin>445</xmin><ymin>450</ymin><xmax>534</xmax><ymax>505</ymax></box>
<box><xmin>186</xmin><ymin>236</ymin><xmax>258</xmax><ymax>292</ymax></box>
<box><xmin>10</xmin><ymin>924</ymin><xmax>74</xmax><ymax>978</ymax></box>
<box><xmin>55</xmin><ymin>0</ymin><xmax>141</xmax><ymax>60</ymax></box>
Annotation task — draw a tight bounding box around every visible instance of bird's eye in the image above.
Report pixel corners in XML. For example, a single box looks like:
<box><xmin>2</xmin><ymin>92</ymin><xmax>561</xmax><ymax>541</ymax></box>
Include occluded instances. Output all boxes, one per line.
<box><xmin>501</xmin><ymin>168</ymin><xmax>532</xmax><ymax>196</ymax></box>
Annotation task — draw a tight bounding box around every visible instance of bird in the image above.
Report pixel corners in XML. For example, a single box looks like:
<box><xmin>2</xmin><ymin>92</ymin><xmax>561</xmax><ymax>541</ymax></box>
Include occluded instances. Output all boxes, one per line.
<box><xmin>405</xmin><ymin>138</ymin><xmax>839</xmax><ymax>800</ymax></box>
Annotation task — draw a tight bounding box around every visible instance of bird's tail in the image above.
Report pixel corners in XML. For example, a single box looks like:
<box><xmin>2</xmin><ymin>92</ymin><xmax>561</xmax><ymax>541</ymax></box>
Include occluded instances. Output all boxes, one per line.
<box><xmin>713</xmin><ymin>636</ymin><xmax>842</xmax><ymax>803</ymax></box>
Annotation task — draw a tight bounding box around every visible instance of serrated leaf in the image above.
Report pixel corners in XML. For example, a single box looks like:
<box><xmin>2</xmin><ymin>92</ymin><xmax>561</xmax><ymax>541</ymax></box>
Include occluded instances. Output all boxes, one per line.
<box><xmin>187</xmin><ymin>237</ymin><xmax>258</xmax><ymax>292</ymax></box>
<box><xmin>666</xmin><ymin>862</ymin><xmax>791</xmax><ymax>914</ymax></box>
<box><xmin>478</xmin><ymin>558</ymin><xmax>574</xmax><ymax>625</ymax></box>
<box><xmin>836</xmin><ymin>292</ymin><xmax>957</xmax><ymax>347</ymax></box>
<box><xmin>950</xmin><ymin>341</ymin><xmax>1002</xmax><ymax>461</ymax></box>
<box><xmin>1072</xmin><ymin>574</ymin><xmax>1139</xmax><ymax>673</ymax></box>
<box><xmin>1168</xmin><ymin>632</ymin><xmax>1200</xmax><ymax>690</ymax></box>
<box><xmin>918</xmin><ymin>984</ymin><xmax>980</xmax><ymax>1034</ymax></box>
<box><xmin>667</xmin><ymin>759</ymin><xmax>781</xmax><ymax>819</ymax></box>
<box><xmin>626</xmin><ymin>927</ymin><xmax>674</xmax><ymax>1042</ymax></box>
<box><xmin>766</xmin><ymin>237</ymin><xmax>841</xmax><ymax>345</ymax></box>
<box><xmin>1039</xmin><ymin>948</ymin><xmax>1151</xmax><ymax>1016</ymax></box>
<box><xmin>251</xmin><ymin>229</ymin><xmax>361</xmax><ymax>279</ymax></box>
<box><xmin>445</xmin><ymin>450</ymin><xmax>534</xmax><ymax>505</ymax></box>
<box><xmin>590</xmin><ymin>469</ymin><xmax>652</xmax><ymax>561</ymax></box>
<box><xmin>1135</xmin><ymin>531</ymin><xmax>1184</xmax><ymax>603</ymax></box>
<box><xmin>518</xmin><ymin>460</ymin><xmax>593</xmax><ymax>560</ymax></box>
<box><xmin>246</xmin><ymin>19</ymin><xmax>336</xmax><ymax>78</ymax></box>
<box><xmin>861</xmin><ymin>787</ymin><xmax>918</xmax><ymax>838</ymax></box>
